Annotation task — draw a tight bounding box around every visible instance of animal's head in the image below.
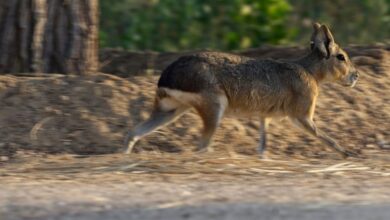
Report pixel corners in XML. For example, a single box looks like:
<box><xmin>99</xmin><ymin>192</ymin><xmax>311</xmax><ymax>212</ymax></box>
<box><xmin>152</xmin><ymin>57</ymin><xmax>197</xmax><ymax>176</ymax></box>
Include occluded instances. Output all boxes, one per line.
<box><xmin>310</xmin><ymin>23</ymin><xmax>359</xmax><ymax>87</ymax></box>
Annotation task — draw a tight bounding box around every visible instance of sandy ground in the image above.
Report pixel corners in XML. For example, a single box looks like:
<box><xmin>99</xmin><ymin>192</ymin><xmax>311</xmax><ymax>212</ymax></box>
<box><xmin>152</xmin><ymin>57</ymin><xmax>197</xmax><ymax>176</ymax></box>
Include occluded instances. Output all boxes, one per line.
<box><xmin>1</xmin><ymin>46</ymin><xmax>390</xmax><ymax>219</ymax></box>
<box><xmin>1</xmin><ymin>153</ymin><xmax>390</xmax><ymax>220</ymax></box>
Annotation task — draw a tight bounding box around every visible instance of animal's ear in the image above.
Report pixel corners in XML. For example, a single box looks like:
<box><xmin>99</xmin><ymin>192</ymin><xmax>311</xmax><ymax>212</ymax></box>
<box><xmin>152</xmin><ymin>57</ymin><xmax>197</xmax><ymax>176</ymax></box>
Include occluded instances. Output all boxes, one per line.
<box><xmin>310</xmin><ymin>23</ymin><xmax>336</xmax><ymax>59</ymax></box>
<box><xmin>310</xmin><ymin>23</ymin><xmax>321</xmax><ymax>50</ymax></box>
<box><xmin>313</xmin><ymin>22</ymin><xmax>321</xmax><ymax>31</ymax></box>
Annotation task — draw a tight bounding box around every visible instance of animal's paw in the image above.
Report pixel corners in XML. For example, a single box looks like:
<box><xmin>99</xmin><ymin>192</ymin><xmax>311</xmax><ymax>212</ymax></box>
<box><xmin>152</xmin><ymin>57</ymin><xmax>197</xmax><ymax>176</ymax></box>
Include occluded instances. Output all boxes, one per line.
<box><xmin>193</xmin><ymin>146</ymin><xmax>214</xmax><ymax>153</ymax></box>
<box><xmin>341</xmin><ymin>149</ymin><xmax>360</xmax><ymax>159</ymax></box>
<box><xmin>258</xmin><ymin>151</ymin><xmax>273</xmax><ymax>161</ymax></box>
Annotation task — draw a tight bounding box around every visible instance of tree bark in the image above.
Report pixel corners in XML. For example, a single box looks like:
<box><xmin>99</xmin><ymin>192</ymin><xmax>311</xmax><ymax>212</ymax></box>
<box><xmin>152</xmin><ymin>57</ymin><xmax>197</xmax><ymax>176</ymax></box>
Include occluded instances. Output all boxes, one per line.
<box><xmin>0</xmin><ymin>0</ymin><xmax>99</xmax><ymax>74</ymax></box>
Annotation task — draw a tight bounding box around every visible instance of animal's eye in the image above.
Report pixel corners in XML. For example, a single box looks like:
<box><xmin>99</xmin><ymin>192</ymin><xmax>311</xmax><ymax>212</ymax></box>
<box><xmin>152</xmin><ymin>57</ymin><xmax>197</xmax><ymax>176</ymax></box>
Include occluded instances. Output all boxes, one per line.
<box><xmin>336</xmin><ymin>54</ymin><xmax>345</xmax><ymax>61</ymax></box>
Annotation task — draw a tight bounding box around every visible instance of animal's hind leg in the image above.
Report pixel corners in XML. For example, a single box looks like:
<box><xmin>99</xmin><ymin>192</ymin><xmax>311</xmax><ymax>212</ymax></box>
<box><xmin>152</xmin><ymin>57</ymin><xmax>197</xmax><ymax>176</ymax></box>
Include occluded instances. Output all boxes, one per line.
<box><xmin>124</xmin><ymin>101</ymin><xmax>188</xmax><ymax>154</ymax></box>
<box><xmin>194</xmin><ymin>95</ymin><xmax>227</xmax><ymax>153</ymax></box>
<box><xmin>258</xmin><ymin>117</ymin><xmax>271</xmax><ymax>157</ymax></box>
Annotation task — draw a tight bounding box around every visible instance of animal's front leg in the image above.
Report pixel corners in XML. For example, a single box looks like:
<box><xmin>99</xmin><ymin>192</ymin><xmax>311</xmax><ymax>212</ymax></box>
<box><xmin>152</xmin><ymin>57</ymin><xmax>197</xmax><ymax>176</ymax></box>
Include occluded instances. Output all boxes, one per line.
<box><xmin>292</xmin><ymin>117</ymin><xmax>358</xmax><ymax>158</ymax></box>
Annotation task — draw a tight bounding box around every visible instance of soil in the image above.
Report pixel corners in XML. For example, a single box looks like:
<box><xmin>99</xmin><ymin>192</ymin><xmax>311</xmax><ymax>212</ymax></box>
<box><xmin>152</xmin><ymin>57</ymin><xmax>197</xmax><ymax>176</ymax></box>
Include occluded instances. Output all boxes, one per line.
<box><xmin>1</xmin><ymin>46</ymin><xmax>390</xmax><ymax>219</ymax></box>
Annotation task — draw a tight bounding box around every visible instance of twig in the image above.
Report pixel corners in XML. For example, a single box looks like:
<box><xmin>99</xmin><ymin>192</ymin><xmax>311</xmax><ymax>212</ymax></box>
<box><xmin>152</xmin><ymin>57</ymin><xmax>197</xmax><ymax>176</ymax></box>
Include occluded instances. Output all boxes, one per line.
<box><xmin>30</xmin><ymin>117</ymin><xmax>53</xmax><ymax>142</ymax></box>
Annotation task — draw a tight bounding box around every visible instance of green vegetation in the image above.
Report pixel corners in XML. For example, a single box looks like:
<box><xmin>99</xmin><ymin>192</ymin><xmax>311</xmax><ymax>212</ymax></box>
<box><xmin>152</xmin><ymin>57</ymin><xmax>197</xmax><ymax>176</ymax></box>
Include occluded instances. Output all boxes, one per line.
<box><xmin>100</xmin><ymin>0</ymin><xmax>390</xmax><ymax>51</ymax></box>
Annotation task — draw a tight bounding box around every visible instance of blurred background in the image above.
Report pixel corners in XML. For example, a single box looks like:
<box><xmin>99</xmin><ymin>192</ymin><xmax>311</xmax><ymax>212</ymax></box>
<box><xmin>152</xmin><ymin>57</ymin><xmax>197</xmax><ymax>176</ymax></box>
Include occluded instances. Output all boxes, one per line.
<box><xmin>100</xmin><ymin>0</ymin><xmax>390</xmax><ymax>51</ymax></box>
<box><xmin>0</xmin><ymin>0</ymin><xmax>389</xmax><ymax>74</ymax></box>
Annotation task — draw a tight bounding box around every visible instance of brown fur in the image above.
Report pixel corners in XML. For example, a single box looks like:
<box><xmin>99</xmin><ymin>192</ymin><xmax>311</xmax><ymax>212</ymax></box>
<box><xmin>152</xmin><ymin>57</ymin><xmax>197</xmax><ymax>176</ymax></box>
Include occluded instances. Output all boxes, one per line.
<box><xmin>124</xmin><ymin>23</ymin><xmax>359</xmax><ymax>158</ymax></box>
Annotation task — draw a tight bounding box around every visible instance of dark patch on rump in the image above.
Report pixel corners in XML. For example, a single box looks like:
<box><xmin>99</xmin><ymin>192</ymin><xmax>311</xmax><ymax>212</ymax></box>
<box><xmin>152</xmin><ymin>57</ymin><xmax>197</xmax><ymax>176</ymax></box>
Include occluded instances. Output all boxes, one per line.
<box><xmin>158</xmin><ymin>55</ymin><xmax>219</xmax><ymax>93</ymax></box>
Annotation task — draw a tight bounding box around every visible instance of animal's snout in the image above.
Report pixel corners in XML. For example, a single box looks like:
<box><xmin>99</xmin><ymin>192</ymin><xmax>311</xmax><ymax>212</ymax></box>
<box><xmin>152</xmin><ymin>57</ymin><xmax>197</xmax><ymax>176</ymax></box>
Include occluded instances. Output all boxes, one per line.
<box><xmin>346</xmin><ymin>71</ymin><xmax>359</xmax><ymax>88</ymax></box>
<box><xmin>351</xmin><ymin>72</ymin><xmax>359</xmax><ymax>81</ymax></box>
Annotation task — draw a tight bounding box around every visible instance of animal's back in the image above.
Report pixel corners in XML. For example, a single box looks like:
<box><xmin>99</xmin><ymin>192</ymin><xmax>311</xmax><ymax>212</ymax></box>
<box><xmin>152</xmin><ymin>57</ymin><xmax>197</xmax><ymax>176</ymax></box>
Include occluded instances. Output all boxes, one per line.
<box><xmin>158</xmin><ymin>52</ymin><xmax>250</xmax><ymax>93</ymax></box>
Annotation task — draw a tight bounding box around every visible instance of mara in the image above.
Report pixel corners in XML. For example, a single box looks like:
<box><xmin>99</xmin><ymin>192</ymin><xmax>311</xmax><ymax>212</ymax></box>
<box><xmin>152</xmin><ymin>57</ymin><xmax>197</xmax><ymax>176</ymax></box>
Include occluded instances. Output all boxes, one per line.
<box><xmin>124</xmin><ymin>23</ymin><xmax>359</xmax><ymax>158</ymax></box>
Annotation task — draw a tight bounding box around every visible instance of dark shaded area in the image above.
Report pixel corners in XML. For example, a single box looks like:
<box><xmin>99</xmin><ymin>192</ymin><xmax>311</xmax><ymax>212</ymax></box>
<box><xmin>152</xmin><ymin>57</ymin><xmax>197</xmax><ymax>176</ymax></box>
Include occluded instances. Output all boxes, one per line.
<box><xmin>4</xmin><ymin>202</ymin><xmax>390</xmax><ymax>220</ymax></box>
<box><xmin>99</xmin><ymin>45</ymin><xmax>390</xmax><ymax>77</ymax></box>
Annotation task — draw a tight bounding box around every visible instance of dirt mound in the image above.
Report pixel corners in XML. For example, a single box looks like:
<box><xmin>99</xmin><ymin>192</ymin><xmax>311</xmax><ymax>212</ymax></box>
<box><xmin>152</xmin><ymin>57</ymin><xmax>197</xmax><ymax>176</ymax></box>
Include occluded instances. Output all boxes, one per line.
<box><xmin>1</xmin><ymin>45</ymin><xmax>390</xmax><ymax>158</ymax></box>
<box><xmin>0</xmin><ymin>69</ymin><xmax>389</xmax><ymax>158</ymax></box>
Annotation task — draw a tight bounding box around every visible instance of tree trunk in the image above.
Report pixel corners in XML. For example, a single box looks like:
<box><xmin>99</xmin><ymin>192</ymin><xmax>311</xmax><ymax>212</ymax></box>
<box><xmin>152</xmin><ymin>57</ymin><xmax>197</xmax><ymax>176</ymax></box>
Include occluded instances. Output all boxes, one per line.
<box><xmin>0</xmin><ymin>0</ymin><xmax>98</xmax><ymax>74</ymax></box>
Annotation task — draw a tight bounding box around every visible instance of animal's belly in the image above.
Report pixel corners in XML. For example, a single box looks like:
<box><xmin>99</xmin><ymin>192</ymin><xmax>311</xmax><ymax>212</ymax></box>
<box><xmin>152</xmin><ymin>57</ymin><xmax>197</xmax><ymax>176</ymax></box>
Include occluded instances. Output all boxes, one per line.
<box><xmin>224</xmin><ymin>105</ymin><xmax>287</xmax><ymax>118</ymax></box>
